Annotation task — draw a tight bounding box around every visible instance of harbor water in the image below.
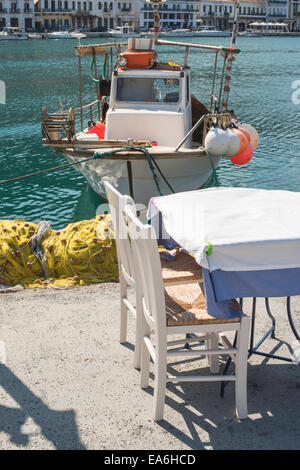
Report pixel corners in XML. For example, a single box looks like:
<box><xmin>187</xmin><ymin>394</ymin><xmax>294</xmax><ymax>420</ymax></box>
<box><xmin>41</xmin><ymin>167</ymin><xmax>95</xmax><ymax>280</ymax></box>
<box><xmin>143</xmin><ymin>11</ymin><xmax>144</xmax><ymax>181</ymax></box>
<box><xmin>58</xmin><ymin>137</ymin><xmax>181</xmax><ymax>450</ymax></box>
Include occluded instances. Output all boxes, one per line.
<box><xmin>0</xmin><ymin>36</ymin><xmax>300</xmax><ymax>229</ymax></box>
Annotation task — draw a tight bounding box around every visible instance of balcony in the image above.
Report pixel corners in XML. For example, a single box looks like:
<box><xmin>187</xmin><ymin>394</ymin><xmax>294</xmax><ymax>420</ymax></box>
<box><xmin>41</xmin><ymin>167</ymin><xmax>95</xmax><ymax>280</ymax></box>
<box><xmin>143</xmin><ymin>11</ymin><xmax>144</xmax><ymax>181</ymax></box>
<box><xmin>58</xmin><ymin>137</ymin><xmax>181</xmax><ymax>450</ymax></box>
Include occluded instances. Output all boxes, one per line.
<box><xmin>75</xmin><ymin>9</ymin><xmax>92</xmax><ymax>15</ymax></box>
<box><xmin>0</xmin><ymin>8</ymin><xmax>7</xmax><ymax>13</ymax></box>
<box><xmin>267</xmin><ymin>12</ymin><xmax>287</xmax><ymax>17</ymax></box>
<box><xmin>42</xmin><ymin>8</ymin><xmax>72</xmax><ymax>13</ymax></box>
<box><xmin>239</xmin><ymin>10</ymin><xmax>266</xmax><ymax>16</ymax></box>
<box><xmin>9</xmin><ymin>8</ymin><xmax>21</xmax><ymax>13</ymax></box>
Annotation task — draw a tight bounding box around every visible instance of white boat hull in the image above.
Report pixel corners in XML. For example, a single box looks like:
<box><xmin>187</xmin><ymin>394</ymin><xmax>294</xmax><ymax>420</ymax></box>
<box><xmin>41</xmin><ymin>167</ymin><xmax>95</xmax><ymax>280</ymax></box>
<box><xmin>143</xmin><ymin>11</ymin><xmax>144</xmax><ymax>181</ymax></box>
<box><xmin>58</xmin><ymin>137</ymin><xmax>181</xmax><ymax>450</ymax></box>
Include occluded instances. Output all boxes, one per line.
<box><xmin>194</xmin><ymin>31</ymin><xmax>231</xmax><ymax>37</ymax></box>
<box><xmin>0</xmin><ymin>35</ymin><xmax>27</xmax><ymax>40</ymax></box>
<box><xmin>46</xmin><ymin>32</ymin><xmax>85</xmax><ymax>39</ymax></box>
<box><xmin>62</xmin><ymin>149</ymin><xmax>220</xmax><ymax>206</ymax></box>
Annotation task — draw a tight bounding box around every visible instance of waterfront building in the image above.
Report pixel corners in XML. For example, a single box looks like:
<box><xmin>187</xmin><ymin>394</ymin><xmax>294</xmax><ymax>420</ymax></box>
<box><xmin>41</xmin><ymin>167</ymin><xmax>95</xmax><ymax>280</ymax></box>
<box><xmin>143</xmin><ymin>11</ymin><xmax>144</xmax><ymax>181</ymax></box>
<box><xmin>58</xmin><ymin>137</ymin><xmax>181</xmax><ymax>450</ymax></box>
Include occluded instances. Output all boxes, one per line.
<box><xmin>265</xmin><ymin>0</ymin><xmax>288</xmax><ymax>22</ymax></box>
<box><xmin>0</xmin><ymin>0</ymin><xmax>35</xmax><ymax>30</ymax></box>
<box><xmin>35</xmin><ymin>0</ymin><xmax>94</xmax><ymax>30</ymax></box>
<box><xmin>35</xmin><ymin>0</ymin><xmax>139</xmax><ymax>31</ymax></box>
<box><xmin>238</xmin><ymin>0</ymin><xmax>266</xmax><ymax>30</ymax></box>
<box><xmin>139</xmin><ymin>0</ymin><xmax>199</xmax><ymax>30</ymax></box>
<box><xmin>199</xmin><ymin>0</ymin><xmax>266</xmax><ymax>31</ymax></box>
<box><xmin>199</xmin><ymin>0</ymin><xmax>235</xmax><ymax>29</ymax></box>
<box><xmin>287</xmin><ymin>0</ymin><xmax>300</xmax><ymax>30</ymax></box>
<box><xmin>115</xmin><ymin>1</ymin><xmax>139</xmax><ymax>29</ymax></box>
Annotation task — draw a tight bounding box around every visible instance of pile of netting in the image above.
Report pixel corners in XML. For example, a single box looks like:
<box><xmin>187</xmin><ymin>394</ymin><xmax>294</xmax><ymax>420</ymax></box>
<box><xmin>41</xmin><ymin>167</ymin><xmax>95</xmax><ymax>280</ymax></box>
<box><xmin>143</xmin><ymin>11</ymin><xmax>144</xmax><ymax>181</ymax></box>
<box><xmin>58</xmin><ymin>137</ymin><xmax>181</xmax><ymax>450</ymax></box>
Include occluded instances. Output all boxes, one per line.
<box><xmin>0</xmin><ymin>215</ymin><xmax>119</xmax><ymax>288</ymax></box>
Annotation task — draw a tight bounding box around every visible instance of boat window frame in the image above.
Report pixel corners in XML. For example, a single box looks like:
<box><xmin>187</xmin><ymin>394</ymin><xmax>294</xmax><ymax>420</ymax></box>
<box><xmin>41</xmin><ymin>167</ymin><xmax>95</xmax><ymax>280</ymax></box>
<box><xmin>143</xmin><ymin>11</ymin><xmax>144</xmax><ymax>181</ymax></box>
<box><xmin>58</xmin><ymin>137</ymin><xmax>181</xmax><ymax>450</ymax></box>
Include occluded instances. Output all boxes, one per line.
<box><xmin>113</xmin><ymin>74</ymin><xmax>183</xmax><ymax>107</ymax></box>
<box><xmin>186</xmin><ymin>74</ymin><xmax>190</xmax><ymax>106</ymax></box>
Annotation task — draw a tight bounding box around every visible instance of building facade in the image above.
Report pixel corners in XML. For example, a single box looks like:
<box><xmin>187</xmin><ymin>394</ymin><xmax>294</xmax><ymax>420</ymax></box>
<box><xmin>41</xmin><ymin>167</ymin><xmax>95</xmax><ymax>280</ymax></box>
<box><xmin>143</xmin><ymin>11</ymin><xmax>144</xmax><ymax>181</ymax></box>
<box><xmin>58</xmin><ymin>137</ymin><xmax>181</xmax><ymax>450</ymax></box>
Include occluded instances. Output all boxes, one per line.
<box><xmin>199</xmin><ymin>0</ymin><xmax>300</xmax><ymax>31</ymax></box>
<box><xmin>0</xmin><ymin>0</ymin><xmax>35</xmax><ymax>30</ymax></box>
<box><xmin>4</xmin><ymin>0</ymin><xmax>299</xmax><ymax>32</ymax></box>
<box><xmin>139</xmin><ymin>0</ymin><xmax>199</xmax><ymax>30</ymax></box>
<box><xmin>35</xmin><ymin>0</ymin><xmax>139</xmax><ymax>31</ymax></box>
<box><xmin>199</xmin><ymin>0</ymin><xmax>266</xmax><ymax>31</ymax></box>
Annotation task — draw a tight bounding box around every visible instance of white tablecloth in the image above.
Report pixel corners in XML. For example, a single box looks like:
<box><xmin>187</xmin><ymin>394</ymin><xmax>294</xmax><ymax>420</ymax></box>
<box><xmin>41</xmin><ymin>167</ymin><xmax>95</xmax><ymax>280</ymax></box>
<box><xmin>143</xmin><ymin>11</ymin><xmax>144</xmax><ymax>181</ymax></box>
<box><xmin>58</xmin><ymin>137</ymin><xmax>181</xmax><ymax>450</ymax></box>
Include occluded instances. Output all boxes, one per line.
<box><xmin>148</xmin><ymin>187</ymin><xmax>300</xmax><ymax>272</ymax></box>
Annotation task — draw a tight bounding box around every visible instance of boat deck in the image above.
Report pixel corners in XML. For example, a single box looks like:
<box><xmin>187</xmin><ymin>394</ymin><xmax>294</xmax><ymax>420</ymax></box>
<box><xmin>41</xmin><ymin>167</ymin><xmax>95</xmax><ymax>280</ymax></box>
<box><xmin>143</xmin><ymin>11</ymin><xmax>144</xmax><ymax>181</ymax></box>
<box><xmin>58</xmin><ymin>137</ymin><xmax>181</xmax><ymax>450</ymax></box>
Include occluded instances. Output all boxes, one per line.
<box><xmin>58</xmin><ymin>144</ymin><xmax>207</xmax><ymax>161</ymax></box>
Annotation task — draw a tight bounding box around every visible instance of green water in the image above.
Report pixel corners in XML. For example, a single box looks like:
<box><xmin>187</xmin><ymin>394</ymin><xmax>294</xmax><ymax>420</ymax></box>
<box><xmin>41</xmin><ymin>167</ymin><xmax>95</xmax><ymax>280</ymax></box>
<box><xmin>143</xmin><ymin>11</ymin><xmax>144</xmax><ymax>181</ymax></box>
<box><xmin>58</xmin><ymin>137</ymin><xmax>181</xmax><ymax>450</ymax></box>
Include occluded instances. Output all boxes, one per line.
<box><xmin>0</xmin><ymin>37</ymin><xmax>300</xmax><ymax>229</ymax></box>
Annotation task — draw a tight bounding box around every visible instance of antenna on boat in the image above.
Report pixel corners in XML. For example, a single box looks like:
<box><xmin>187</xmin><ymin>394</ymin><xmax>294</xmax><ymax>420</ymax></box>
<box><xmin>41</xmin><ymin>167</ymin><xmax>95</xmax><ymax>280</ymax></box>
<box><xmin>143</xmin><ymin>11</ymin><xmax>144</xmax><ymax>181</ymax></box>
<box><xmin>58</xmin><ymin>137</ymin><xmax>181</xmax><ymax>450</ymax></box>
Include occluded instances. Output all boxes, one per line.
<box><xmin>75</xmin><ymin>33</ymin><xmax>86</xmax><ymax>131</ymax></box>
<box><xmin>146</xmin><ymin>0</ymin><xmax>166</xmax><ymax>43</ymax></box>
<box><xmin>221</xmin><ymin>0</ymin><xmax>240</xmax><ymax>112</ymax></box>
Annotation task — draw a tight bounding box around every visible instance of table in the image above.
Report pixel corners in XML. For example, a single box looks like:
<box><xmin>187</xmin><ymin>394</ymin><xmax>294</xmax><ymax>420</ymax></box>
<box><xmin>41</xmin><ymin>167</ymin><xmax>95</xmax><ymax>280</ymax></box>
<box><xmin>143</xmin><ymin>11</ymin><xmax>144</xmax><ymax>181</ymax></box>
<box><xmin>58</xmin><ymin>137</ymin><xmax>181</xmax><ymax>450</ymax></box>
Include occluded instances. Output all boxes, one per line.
<box><xmin>148</xmin><ymin>187</ymin><xmax>300</xmax><ymax>365</ymax></box>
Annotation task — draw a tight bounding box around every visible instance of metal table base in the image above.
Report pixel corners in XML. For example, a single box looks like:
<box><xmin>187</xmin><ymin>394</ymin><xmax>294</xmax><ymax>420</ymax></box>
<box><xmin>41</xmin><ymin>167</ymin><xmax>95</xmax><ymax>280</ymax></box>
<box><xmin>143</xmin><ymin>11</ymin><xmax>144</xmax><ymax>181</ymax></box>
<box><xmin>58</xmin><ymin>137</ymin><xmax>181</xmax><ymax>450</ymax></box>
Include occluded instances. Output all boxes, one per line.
<box><xmin>221</xmin><ymin>296</ymin><xmax>300</xmax><ymax>397</ymax></box>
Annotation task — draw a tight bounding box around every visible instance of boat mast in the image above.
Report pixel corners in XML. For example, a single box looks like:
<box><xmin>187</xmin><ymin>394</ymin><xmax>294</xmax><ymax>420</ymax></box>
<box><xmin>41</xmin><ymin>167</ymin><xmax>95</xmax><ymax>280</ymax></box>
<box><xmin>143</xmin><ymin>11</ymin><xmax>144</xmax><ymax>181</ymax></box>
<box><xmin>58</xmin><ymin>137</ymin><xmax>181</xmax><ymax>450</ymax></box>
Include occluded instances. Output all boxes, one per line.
<box><xmin>146</xmin><ymin>0</ymin><xmax>166</xmax><ymax>43</ymax></box>
<box><xmin>221</xmin><ymin>0</ymin><xmax>239</xmax><ymax>112</ymax></box>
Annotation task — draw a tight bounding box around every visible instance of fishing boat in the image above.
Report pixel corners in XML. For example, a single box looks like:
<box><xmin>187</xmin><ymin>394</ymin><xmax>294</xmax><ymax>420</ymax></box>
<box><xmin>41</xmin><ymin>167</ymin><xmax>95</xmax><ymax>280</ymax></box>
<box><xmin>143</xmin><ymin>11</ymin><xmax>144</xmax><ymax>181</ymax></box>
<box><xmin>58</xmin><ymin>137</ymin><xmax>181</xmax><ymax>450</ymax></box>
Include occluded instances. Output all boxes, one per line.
<box><xmin>41</xmin><ymin>0</ymin><xmax>242</xmax><ymax>205</ymax></box>
<box><xmin>27</xmin><ymin>33</ymin><xmax>44</xmax><ymax>40</ymax></box>
<box><xmin>108</xmin><ymin>26</ymin><xmax>139</xmax><ymax>38</ymax></box>
<box><xmin>238</xmin><ymin>30</ymin><xmax>262</xmax><ymax>37</ymax></box>
<box><xmin>159</xmin><ymin>28</ymin><xmax>194</xmax><ymax>37</ymax></box>
<box><xmin>46</xmin><ymin>31</ymin><xmax>87</xmax><ymax>39</ymax></box>
<box><xmin>0</xmin><ymin>27</ymin><xmax>27</xmax><ymax>40</ymax></box>
<box><xmin>194</xmin><ymin>29</ymin><xmax>231</xmax><ymax>37</ymax></box>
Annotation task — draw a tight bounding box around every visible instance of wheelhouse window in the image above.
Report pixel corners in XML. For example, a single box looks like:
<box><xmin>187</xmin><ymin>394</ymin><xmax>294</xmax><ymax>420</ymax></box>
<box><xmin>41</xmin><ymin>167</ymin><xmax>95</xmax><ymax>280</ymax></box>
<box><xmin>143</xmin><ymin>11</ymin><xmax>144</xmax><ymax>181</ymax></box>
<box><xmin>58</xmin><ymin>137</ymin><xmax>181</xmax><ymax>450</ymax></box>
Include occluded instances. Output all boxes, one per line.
<box><xmin>116</xmin><ymin>77</ymin><xmax>180</xmax><ymax>103</ymax></box>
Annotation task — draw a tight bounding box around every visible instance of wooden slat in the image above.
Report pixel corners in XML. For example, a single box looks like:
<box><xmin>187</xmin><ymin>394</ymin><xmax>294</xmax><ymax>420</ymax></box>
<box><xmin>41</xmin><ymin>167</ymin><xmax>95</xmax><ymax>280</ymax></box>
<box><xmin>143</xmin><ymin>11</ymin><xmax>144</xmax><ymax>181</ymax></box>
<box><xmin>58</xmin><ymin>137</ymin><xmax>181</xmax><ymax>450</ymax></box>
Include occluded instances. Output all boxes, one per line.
<box><xmin>42</xmin><ymin>143</ymin><xmax>208</xmax><ymax>160</ymax></box>
<box><xmin>76</xmin><ymin>42</ymin><xmax>127</xmax><ymax>57</ymax></box>
<box><xmin>156</xmin><ymin>39</ymin><xmax>225</xmax><ymax>51</ymax></box>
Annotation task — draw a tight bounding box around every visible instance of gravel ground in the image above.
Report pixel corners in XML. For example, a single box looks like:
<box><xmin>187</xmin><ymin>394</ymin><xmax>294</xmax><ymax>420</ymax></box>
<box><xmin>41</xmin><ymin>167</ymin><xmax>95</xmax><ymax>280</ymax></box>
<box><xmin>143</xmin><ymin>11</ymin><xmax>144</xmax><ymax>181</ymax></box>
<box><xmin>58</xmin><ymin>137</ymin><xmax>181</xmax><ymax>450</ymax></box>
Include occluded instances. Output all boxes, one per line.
<box><xmin>0</xmin><ymin>284</ymin><xmax>300</xmax><ymax>450</ymax></box>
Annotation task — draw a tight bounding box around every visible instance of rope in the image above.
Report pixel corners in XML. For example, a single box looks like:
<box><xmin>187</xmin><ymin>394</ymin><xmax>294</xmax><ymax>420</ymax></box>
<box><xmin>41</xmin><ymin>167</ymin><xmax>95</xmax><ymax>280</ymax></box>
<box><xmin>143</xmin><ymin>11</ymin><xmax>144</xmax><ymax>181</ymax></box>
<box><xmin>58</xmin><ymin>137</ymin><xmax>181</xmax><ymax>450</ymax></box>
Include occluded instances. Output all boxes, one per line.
<box><xmin>93</xmin><ymin>146</ymin><xmax>176</xmax><ymax>196</ymax></box>
<box><xmin>201</xmin><ymin>148</ymin><xmax>219</xmax><ymax>189</ymax></box>
<box><xmin>0</xmin><ymin>151</ymin><xmax>116</xmax><ymax>185</ymax></box>
<box><xmin>0</xmin><ymin>146</ymin><xmax>175</xmax><ymax>196</ymax></box>
<box><xmin>89</xmin><ymin>55</ymin><xmax>99</xmax><ymax>83</ymax></box>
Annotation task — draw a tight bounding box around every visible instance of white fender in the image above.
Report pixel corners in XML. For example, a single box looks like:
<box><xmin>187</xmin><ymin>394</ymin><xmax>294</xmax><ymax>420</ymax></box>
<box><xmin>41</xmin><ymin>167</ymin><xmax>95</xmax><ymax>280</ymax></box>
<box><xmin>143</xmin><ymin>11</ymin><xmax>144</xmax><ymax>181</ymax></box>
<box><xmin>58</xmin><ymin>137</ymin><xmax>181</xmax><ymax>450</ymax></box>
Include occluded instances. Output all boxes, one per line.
<box><xmin>204</xmin><ymin>128</ymin><xmax>230</xmax><ymax>157</ymax></box>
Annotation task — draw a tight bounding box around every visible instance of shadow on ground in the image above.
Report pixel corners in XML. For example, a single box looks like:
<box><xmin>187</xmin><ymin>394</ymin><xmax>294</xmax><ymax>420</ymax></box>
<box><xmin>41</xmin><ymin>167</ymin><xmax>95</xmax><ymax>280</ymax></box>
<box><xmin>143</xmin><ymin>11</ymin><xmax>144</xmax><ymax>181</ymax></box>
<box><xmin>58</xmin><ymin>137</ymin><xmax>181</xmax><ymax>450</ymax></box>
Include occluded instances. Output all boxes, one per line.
<box><xmin>0</xmin><ymin>365</ymin><xmax>86</xmax><ymax>450</ymax></box>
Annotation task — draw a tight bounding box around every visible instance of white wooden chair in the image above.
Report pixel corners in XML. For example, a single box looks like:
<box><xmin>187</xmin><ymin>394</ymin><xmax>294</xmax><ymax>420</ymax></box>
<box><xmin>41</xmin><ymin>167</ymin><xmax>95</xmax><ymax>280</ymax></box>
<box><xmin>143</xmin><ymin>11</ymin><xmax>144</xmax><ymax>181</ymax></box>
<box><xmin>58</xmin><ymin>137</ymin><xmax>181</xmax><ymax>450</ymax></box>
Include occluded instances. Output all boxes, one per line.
<box><xmin>103</xmin><ymin>177</ymin><xmax>204</xmax><ymax>371</ymax></box>
<box><xmin>102</xmin><ymin>177</ymin><xmax>141</xmax><ymax>369</ymax></box>
<box><xmin>126</xmin><ymin>204</ymin><xmax>251</xmax><ymax>421</ymax></box>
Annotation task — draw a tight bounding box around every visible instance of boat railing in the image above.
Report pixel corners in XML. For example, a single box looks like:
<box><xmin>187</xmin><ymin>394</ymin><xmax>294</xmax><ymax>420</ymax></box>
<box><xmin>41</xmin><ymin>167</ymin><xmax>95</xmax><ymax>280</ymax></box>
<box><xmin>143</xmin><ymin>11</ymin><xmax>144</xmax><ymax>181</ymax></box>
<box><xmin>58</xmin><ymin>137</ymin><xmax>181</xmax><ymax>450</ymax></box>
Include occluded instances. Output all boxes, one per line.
<box><xmin>42</xmin><ymin>98</ymin><xmax>102</xmax><ymax>144</ymax></box>
<box><xmin>41</xmin><ymin>106</ymin><xmax>76</xmax><ymax>143</ymax></box>
<box><xmin>73</xmin><ymin>98</ymin><xmax>101</xmax><ymax>132</ymax></box>
<box><xmin>175</xmin><ymin>112</ymin><xmax>232</xmax><ymax>152</ymax></box>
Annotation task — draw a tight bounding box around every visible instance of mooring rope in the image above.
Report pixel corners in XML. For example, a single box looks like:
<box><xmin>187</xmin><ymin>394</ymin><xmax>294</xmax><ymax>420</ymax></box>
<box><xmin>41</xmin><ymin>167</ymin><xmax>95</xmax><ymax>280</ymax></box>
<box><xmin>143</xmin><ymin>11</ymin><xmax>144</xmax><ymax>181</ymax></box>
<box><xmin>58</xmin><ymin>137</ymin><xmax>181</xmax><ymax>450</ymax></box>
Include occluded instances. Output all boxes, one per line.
<box><xmin>0</xmin><ymin>146</ymin><xmax>176</xmax><ymax>196</ymax></box>
<box><xmin>93</xmin><ymin>146</ymin><xmax>176</xmax><ymax>196</ymax></box>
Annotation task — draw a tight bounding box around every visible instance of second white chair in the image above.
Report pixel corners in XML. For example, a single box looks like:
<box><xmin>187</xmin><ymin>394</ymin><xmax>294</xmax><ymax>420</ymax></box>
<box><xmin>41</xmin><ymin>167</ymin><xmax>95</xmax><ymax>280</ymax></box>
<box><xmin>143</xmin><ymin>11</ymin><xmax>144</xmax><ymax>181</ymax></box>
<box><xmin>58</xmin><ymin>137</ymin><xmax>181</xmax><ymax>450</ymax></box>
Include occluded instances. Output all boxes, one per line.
<box><xmin>103</xmin><ymin>177</ymin><xmax>204</xmax><ymax>370</ymax></box>
<box><xmin>126</xmin><ymin>204</ymin><xmax>251</xmax><ymax>421</ymax></box>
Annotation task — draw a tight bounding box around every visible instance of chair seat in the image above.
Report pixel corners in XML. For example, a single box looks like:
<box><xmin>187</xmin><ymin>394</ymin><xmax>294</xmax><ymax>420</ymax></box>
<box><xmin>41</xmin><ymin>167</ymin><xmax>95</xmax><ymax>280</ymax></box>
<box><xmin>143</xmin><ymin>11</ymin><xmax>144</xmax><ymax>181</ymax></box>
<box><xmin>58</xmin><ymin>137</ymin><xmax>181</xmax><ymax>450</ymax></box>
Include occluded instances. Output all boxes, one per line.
<box><xmin>161</xmin><ymin>250</ymin><xmax>203</xmax><ymax>285</ymax></box>
<box><xmin>165</xmin><ymin>283</ymin><xmax>242</xmax><ymax>326</ymax></box>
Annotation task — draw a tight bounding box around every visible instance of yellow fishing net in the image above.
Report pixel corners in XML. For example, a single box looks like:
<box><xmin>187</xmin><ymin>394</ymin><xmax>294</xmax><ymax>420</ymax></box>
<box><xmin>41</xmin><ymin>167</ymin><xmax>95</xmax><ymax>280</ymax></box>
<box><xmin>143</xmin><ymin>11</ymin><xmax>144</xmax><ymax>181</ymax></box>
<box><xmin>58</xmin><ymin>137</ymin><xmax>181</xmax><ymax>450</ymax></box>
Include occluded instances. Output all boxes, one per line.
<box><xmin>0</xmin><ymin>215</ymin><xmax>119</xmax><ymax>288</ymax></box>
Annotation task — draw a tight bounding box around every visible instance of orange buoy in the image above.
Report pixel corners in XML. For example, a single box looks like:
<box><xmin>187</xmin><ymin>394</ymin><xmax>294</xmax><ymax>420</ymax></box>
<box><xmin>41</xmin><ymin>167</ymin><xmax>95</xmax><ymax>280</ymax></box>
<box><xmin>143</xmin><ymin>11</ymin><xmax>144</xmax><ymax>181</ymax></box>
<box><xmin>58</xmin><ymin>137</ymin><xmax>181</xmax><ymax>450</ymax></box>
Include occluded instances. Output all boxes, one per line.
<box><xmin>230</xmin><ymin>143</ymin><xmax>253</xmax><ymax>165</ymax></box>
<box><xmin>230</xmin><ymin>127</ymin><xmax>250</xmax><ymax>158</ymax></box>
<box><xmin>238</xmin><ymin>127</ymin><xmax>251</xmax><ymax>143</ymax></box>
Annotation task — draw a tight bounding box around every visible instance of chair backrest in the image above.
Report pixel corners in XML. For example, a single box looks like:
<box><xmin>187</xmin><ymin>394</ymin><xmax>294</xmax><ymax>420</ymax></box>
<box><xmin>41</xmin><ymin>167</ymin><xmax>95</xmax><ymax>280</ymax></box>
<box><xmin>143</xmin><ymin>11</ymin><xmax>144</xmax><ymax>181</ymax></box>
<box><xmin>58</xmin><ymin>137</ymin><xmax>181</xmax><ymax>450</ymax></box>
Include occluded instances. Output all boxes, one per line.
<box><xmin>102</xmin><ymin>177</ymin><xmax>136</xmax><ymax>286</ymax></box>
<box><xmin>126</xmin><ymin>204</ymin><xmax>166</xmax><ymax>334</ymax></box>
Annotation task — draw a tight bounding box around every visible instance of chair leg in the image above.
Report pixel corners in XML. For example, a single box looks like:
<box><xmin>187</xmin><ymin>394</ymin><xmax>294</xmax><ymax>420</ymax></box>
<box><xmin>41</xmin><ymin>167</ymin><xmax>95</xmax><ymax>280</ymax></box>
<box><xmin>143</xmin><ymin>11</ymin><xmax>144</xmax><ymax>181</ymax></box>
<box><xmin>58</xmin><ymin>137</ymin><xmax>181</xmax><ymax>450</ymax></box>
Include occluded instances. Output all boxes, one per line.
<box><xmin>235</xmin><ymin>316</ymin><xmax>250</xmax><ymax>420</ymax></box>
<box><xmin>133</xmin><ymin>292</ymin><xmax>142</xmax><ymax>370</ymax></box>
<box><xmin>119</xmin><ymin>274</ymin><xmax>128</xmax><ymax>344</ymax></box>
<box><xmin>153</xmin><ymin>350</ymin><xmax>167</xmax><ymax>422</ymax></box>
<box><xmin>140</xmin><ymin>318</ymin><xmax>151</xmax><ymax>389</ymax></box>
<box><xmin>207</xmin><ymin>333</ymin><xmax>220</xmax><ymax>373</ymax></box>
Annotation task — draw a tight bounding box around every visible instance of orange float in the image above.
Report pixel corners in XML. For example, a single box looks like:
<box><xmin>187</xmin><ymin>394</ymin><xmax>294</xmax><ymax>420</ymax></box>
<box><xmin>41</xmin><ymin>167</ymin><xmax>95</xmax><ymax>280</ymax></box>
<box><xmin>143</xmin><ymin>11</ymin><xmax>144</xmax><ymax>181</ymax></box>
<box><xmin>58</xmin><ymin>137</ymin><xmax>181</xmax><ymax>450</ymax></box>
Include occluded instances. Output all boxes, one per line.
<box><xmin>230</xmin><ymin>143</ymin><xmax>253</xmax><ymax>165</ymax></box>
<box><xmin>230</xmin><ymin>127</ymin><xmax>250</xmax><ymax>159</ymax></box>
<box><xmin>238</xmin><ymin>127</ymin><xmax>251</xmax><ymax>143</ymax></box>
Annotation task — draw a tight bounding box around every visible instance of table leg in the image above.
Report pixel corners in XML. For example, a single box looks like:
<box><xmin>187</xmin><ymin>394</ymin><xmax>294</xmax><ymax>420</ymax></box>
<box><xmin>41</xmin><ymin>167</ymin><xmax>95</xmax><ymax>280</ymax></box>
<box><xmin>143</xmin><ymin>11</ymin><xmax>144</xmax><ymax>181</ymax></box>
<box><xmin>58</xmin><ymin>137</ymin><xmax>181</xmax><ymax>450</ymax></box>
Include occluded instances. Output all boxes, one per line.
<box><xmin>221</xmin><ymin>296</ymin><xmax>300</xmax><ymax>397</ymax></box>
<box><xmin>265</xmin><ymin>297</ymin><xmax>276</xmax><ymax>339</ymax></box>
<box><xmin>287</xmin><ymin>297</ymin><xmax>300</xmax><ymax>342</ymax></box>
<box><xmin>248</xmin><ymin>296</ymin><xmax>300</xmax><ymax>362</ymax></box>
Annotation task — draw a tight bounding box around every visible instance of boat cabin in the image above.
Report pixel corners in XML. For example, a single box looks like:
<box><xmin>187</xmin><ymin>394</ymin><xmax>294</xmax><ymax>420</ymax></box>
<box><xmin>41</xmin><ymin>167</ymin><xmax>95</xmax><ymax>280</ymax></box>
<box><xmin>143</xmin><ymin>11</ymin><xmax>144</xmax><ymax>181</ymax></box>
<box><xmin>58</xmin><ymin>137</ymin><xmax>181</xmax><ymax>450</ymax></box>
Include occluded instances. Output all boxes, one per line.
<box><xmin>0</xmin><ymin>27</ymin><xmax>24</xmax><ymax>36</ymax></box>
<box><xmin>105</xmin><ymin>67</ymin><xmax>192</xmax><ymax>148</ymax></box>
